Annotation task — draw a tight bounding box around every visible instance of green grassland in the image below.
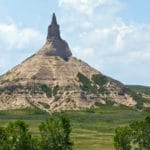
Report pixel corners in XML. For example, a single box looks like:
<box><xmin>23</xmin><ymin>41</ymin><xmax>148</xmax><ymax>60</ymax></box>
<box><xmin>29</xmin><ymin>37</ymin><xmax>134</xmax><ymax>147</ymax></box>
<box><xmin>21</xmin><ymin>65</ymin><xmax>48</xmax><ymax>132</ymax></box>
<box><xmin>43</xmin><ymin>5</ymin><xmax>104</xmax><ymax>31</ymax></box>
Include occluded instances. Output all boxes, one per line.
<box><xmin>0</xmin><ymin>105</ymin><xmax>149</xmax><ymax>150</ymax></box>
<box><xmin>127</xmin><ymin>85</ymin><xmax>150</xmax><ymax>96</ymax></box>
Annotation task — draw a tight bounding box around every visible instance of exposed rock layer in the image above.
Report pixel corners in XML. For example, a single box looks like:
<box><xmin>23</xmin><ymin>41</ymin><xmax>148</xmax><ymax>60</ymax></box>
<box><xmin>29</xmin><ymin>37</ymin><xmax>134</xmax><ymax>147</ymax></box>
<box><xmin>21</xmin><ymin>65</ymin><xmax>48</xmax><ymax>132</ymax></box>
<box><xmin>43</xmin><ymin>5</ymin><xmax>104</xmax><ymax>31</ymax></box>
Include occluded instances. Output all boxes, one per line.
<box><xmin>0</xmin><ymin>14</ymin><xmax>138</xmax><ymax>112</ymax></box>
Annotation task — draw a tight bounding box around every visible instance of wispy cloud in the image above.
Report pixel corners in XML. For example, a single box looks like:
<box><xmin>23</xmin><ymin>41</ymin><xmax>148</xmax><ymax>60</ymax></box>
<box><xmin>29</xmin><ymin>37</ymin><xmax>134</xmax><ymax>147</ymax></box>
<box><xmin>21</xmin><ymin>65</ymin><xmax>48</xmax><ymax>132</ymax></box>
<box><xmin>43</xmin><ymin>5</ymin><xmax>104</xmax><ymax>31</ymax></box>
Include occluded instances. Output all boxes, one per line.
<box><xmin>0</xmin><ymin>22</ymin><xmax>45</xmax><ymax>74</ymax></box>
<box><xmin>0</xmin><ymin>23</ymin><xmax>45</xmax><ymax>51</ymax></box>
<box><xmin>58</xmin><ymin>0</ymin><xmax>150</xmax><ymax>85</ymax></box>
<box><xmin>59</xmin><ymin>0</ymin><xmax>122</xmax><ymax>15</ymax></box>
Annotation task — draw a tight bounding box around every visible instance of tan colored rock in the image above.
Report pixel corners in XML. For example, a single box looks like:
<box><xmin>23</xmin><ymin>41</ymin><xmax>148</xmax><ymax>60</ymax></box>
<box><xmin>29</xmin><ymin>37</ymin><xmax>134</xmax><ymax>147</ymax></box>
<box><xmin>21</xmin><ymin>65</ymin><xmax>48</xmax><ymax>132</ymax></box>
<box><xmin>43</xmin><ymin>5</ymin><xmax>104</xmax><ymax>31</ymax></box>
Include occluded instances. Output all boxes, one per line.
<box><xmin>0</xmin><ymin>14</ymin><xmax>138</xmax><ymax>112</ymax></box>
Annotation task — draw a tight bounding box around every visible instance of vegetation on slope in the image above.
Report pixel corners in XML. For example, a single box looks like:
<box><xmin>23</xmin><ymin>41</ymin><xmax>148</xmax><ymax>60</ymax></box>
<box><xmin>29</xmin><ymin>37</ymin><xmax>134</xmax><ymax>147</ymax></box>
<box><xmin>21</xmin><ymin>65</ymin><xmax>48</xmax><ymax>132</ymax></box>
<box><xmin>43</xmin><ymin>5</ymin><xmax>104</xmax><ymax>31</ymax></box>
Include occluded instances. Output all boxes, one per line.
<box><xmin>39</xmin><ymin>84</ymin><xmax>52</xmax><ymax>97</ymax></box>
<box><xmin>77</xmin><ymin>72</ymin><xmax>95</xmax><ymax>93</ymax></box>
<box><xmin>125</xmin><ymin>86</ymin><xmax>150</xmax><ymax>109</ymax></box>
<box><xmin>127</xmin><ymin>85</ymin><xmax>150</xmax><ymax>96</ymax></box>
<box><xmin>0</xmin><ymin>106</ymin><xmax>149</xmax><ymax>150</ymax></box>
<box><xmin>77</xmin><ymin>72</ymin><xmax>108</xmax><ymax>94</ymax></box>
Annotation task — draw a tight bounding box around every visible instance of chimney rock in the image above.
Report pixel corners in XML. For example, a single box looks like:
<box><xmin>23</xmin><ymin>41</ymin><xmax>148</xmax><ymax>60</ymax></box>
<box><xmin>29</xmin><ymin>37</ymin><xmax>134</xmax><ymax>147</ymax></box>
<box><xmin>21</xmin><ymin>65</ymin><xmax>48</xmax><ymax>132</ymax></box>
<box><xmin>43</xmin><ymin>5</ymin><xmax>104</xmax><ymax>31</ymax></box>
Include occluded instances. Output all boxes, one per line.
<box><xmin>40</xmin><ymin>13</ymin><xmax>72</xmax><ymax>60</ymax></box>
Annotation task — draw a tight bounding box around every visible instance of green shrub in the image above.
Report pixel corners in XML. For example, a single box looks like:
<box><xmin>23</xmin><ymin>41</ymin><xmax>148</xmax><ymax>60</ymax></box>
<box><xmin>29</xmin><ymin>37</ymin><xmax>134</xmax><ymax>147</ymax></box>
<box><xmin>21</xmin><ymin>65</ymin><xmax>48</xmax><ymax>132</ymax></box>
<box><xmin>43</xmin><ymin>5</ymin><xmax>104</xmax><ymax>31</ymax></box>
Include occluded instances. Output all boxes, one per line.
<box><xmin>92</xmin><ymin>74</ymin><xmax>108</xmax><ymax>94</ymax></box>
<box><xmin>114</xmin><ymin>115</ymin><xmax>150</xmax><ymax>150</ymax></box>
<box><xmin>0</xmin><ymin>120</ymin><xmax>37</xmax><ymax>150</ymax></box>
<box><xmin>0</xmin><ymin>116</ymin><xmax>73</xmax><ymax>150</ymax></box>
<box><xmin>39</xmin><ymin>84</ymin><xmax>52</xmax><ymax>98</ymax></box>
<box><xmin>114</xmin><ymin>126</ymin><xmax>132</xmax><ymax>150</ymax></box>
<box><xmin>39</xmin><ymin>116</ymin><xmax>73</xmax><ymax>150</ymax></box>
<box><xmin>92</xmin><ymin>74</ymin><xmax>107</xmax><ymax>86</ymax></box>
<box><xmin>77</xmin><ymin>72</ymin><xmax>97</xmax><ymax>94</ymax></box>
<box><xmin>85</xmin><ymin>108</ymin><xmax>95</xmax><ymax>113</ymax></box>
<box><xmin>53</xmin><ymin>85</ymin><xmax>59</xmax><ymax>96</ymax></box>
<box><xmin>77</xmin><ymin>72</ymin><xmax>92</xmax><ymax>92</ymax></box>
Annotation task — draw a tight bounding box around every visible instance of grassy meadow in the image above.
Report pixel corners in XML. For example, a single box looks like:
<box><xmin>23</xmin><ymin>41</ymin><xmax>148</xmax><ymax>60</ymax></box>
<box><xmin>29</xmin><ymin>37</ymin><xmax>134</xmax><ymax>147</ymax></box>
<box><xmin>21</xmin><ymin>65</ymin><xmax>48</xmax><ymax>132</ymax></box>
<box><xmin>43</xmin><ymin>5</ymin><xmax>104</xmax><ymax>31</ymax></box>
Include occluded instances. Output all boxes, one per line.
<box><xmin>0</xmin><ymin>105</ymin><xmax>149</xmax><ymax>150</ymax></box>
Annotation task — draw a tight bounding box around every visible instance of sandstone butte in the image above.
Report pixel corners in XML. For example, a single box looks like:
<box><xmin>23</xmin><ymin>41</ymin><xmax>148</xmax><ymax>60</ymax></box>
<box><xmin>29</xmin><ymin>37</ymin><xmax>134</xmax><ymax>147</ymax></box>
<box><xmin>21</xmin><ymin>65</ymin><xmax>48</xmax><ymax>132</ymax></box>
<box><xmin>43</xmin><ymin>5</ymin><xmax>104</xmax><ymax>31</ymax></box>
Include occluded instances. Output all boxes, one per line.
<box><xmin>0</xmin><ymin>13</ymin><xmax>139</xmax><ymax>112</ymax></box>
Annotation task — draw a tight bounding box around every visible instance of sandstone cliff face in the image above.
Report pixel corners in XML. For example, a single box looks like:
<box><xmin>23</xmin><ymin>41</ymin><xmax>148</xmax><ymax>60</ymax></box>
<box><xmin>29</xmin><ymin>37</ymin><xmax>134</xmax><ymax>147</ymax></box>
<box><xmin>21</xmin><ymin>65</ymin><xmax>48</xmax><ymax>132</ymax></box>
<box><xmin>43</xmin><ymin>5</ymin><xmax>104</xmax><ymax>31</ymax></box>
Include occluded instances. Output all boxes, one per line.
<box><xmin>0</xmin><ymin>13</ymin><xmax>137</xmax><ymax>112</ymax></box>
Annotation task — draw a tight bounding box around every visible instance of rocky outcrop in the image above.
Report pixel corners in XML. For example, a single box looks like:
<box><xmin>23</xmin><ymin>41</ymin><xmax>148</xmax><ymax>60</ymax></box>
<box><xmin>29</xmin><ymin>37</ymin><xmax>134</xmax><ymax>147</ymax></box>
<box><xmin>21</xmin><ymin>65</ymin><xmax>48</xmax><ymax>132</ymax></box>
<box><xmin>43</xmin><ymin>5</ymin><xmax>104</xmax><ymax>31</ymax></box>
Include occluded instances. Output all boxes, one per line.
<box><xmin>0</xmin><ymin>13</ymin><xmax>138</xmax><ymax>112</ymax></box>
<box><xmin>39</xmin><ymin>13</ymin><xmax>72</xmax><ymax>60</ymax></box>
<box><xmin>47</xmin><ymin>13</ymin><xmax>61</xmax><ymax>40</ymax></box>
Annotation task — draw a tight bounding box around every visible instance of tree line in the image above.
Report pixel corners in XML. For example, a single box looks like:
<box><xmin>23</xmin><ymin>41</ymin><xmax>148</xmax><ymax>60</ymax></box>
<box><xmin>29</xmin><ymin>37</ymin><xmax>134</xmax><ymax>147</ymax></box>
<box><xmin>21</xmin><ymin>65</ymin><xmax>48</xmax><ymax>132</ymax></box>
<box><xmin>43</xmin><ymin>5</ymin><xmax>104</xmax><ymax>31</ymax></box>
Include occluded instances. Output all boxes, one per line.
<box><xmin>114</xmin><ymin>115</ymin><xmax>150</xmax><ymax>150</ymax></box>
<box><xmin>0</xmin><ymin>116</ymin><xmax>73</xmax><ymax>150</ymax></box>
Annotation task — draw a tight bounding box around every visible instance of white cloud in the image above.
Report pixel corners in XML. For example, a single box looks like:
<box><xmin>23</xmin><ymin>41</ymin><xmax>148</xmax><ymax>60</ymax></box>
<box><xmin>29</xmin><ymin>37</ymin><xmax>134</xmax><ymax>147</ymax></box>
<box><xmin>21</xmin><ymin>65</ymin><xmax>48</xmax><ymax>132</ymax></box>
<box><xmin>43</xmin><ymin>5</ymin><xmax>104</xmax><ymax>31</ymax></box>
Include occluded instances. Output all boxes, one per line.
<box><xmin>0</xmin><ymin>22</ymin><xmax>45</xmax><ymax>74</ymax></box>
<box><xmin>58</xmin><ymin>0</ymin><xmax>150</xmax><ymax>85</ymax></box>
<box><xmin>73</xmin><ymin>47</ymin><xmax>94</xmax><ymax>58</ymax></box>
<box><xmin>59</xmin><ymin>0</ymin><xmax>122</xmax><ymax>15</ymax></box>
<box><xmin>0</xmin><ymin>23</ymin><xmax>45</xmax><ymax>51</ymax></box>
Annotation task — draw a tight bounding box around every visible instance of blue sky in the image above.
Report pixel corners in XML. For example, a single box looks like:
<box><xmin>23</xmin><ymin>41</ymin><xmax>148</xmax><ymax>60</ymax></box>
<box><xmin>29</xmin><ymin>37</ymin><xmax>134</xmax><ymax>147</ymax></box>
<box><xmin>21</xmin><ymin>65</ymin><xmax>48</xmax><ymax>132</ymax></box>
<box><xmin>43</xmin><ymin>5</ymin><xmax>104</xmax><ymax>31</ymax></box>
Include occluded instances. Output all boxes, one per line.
<box><xmin>0</xmin><ymin>0</ymin><xmax>150</xmax><ymax>86</ymax></box>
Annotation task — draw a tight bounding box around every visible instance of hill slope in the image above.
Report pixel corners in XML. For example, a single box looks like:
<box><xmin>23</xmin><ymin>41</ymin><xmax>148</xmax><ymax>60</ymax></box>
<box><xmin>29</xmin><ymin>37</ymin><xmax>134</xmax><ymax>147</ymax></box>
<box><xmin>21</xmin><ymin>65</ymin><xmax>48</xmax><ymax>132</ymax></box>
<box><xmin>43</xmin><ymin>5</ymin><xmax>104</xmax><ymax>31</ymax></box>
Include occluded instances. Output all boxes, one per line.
<box><xmin>0</xmin><ymin>14</ymin><xmax>139</xmax><ymax>112</ymax></box>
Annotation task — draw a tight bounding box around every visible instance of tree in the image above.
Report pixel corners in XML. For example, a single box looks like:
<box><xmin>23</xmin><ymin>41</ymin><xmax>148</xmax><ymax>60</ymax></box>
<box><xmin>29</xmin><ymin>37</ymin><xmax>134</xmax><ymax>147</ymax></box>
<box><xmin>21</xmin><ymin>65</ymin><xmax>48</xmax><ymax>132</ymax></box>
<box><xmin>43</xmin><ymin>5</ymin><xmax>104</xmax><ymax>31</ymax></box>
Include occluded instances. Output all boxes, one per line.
<box><xmin>114</xmin><ymin>126</ymin><xmax>132</xmax><ymax>150</ymax></box>
<box><xmin>114</xmin><ymin>115</ymin><xmax>150</xmax><ymax>150</ymax></box>
<box><xmin>143</xmin><ymin>116</ymin><xmax>150</xmax><ymax>149</ymax></box>
<box><xmin>39</xmin><ymin>116</ymin><xmax>73</xmax><ymax>150</ymax></box>
<box><xmin>0</xmin><ymin>127</ymin><xmax>10</xmax><ymax>150</ymax></box>
<box><xmin>6</xmin><ymin>120</ymin><xmax>37</xmax><ymax>150</ymax></box>
<box><xmin>130</xmin><ymin>121</ymin><xmax>145</xmax><ymax>150</ymax></box>
<box><xmin>0</xmin><ymin>116</ymin><xmax>73</xmax><ymax>150</ymax></box>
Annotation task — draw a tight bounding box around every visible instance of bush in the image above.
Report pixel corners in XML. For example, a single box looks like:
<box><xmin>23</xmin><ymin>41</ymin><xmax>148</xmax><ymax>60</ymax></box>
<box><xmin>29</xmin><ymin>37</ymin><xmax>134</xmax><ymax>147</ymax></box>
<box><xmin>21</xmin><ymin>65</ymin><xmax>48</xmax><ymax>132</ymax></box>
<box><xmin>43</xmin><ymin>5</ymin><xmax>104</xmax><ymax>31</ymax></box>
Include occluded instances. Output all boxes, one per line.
<box><xmin>92</xmin><ymin>74</ymin><xmax>108</xmax><ymax>94</ymax></box>
<box><xmin>39</xmin><ymin>116</ymin><xmax>73</xmax><ymax>150</ymax></box>
<box><xmin>77</xmin><ymin>72</ymin><xmax>97</xmax><ymax>94</ymax></box>
<box><xmin>53</xmin><ymin>85</ymin><xmax>59</xmax><ymax>96</ymax></box>
<box><xmin>40</xmin><ymin>84</ymin><xmax>52</xmax><ymax>98</ymax></box>
<box><xmin>0</xmin><ymin>120</ymin><xmax>36</xmax><ymax>150</ymax></box>
<box><xmin>114</xmin><ymin>126</ymin><xmax>132</xmax><ymax>150</ymax></box>
<box><xmin>114</xmin><ymin>115</ymin><xmax>150</xmax><ymax>150</ymax></box>
<box><xmin>0</xmin><ymin>116</ymin><xmax>73</xmax><ymax>150</ymax></box>
<box><xmin>92</xmin><ymin>74</ymin><xmax>107</xmax><ymax>86</ymax></box>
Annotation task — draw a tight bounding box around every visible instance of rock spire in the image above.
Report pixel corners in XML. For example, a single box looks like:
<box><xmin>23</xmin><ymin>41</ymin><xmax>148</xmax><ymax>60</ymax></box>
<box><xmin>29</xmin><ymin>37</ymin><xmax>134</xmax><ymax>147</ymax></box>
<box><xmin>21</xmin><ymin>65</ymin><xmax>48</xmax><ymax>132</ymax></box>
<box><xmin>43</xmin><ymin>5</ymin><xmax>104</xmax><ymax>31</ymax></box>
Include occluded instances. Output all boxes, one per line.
<box><xmin>47</xmin><ymin>13</ymin><xmax>61</xmax><ymax>40</ymax></box>
<box><xmin>39</xmin><ymin>13</ymin><xmax>72</xmax><ymax>60</ymax></box>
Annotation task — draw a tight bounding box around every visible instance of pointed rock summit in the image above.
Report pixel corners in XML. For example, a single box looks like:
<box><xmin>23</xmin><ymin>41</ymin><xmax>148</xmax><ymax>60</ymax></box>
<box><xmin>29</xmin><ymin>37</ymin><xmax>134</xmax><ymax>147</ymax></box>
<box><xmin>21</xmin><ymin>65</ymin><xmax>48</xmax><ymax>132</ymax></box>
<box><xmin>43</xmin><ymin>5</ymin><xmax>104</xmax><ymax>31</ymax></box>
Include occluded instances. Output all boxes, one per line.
<box><xmin>0</xmin><ymin>13</ymin><xmax>140</xmax><ymax>112</ymax></box>
<box><xmin>47</xmin><ymin>13</ymin><xmax>60</xmax><ymax>40</ymax></box>
<box><xmin>39</xmin><ymin>13</ymin><xmax>72</xmax><ymax>60</ymax></box>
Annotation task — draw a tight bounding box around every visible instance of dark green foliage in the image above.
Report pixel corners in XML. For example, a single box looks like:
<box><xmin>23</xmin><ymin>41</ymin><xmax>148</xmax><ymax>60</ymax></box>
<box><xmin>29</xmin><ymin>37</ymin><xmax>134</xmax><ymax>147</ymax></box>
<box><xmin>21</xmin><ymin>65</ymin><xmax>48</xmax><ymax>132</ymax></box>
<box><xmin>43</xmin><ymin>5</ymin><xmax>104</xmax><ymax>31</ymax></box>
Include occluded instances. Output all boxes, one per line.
<box><xmin>39</xmin><ymin>116</ymin><xmax>73</xmax><ymax>150</ymax></box>
<box><xmin>126</xmin><ymin>85</ymin><xmax>150</xmax><ymax>96</ymax></box>
<box><xmin>98</xmin><ymin>86</ymin><xmax>107</xmax><ymax>94</ymax></box>
<box><xmin>53</xmin><ymin>85</ymin><xmax>59</xmax><ymax>96</ymax></box>
<box><xmin>92</xmin><ymin>74</ymin><xmax>108</xmax><ymax>94</ymax></box>
<box><xmin>130</xmin><ymin>117</ymin><xmax>150</xmax><ymax>150</ymax></box>
<box><xmin>0</xmin><ymin>116</ymin><xmax>73</xmax><ymax>150</ymax></box>
<box><xmin>130</xmin><ymin>121</ymin><xmax>145</xmax><ymax>150</ymax></box>
<box><xmin>0</xmin><ymin>106</ymin><xmax>150</xmax><ymax>149</ymax></box>
<box><xmin>39</xmin><ymin>84</ymin><xmax>52</xmax><ymax>98</ymax></box>
<box><xmin>0</xmin><ymin>120</ymin><xmax>36</xmax><ymax>150</ymax></box>
<box><xmin>38</xmin><ymin>102</ymin><xmax>50</xmax><ymax>109</ymax></box>
<box><xmin>114</xmin><ymin>115</ymin><xmax>150</xmax><ymax>150</ymax></box>
<box><xmin>77</xmin><ymin>72</ymin><xmax>93</xmax><ymax>93</ymax></box>
<box><xmin>85</xmin><ymin>108</ymin><xmax>95</xmax><ymax>113</ymax></box>
<box><xmin>0</xmin><ymin>127</ymin><xmax>9</xmax><ymax>150</ymax></box>
<box><xmin>77</xmin><ymin>72</ymin><xmax>98</xmax><ymax>94</ymax></box>
<box><xmin>114</xmin><ymin>126</ymin><xmax>132</xmax><ymax>150</ymax></box>
<box><xmin>92</xmin><ymin>74</ymin><xmax>107</xmax><ymax>86</ymax></box>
